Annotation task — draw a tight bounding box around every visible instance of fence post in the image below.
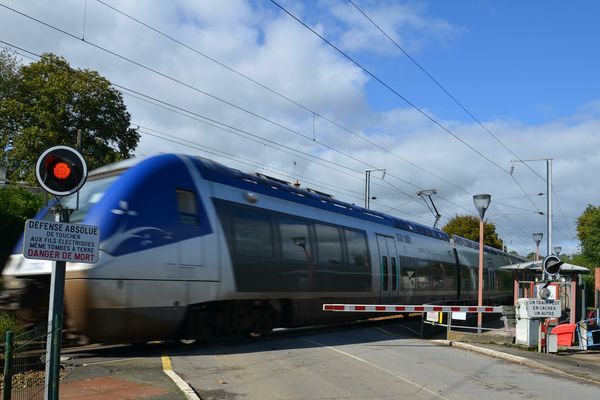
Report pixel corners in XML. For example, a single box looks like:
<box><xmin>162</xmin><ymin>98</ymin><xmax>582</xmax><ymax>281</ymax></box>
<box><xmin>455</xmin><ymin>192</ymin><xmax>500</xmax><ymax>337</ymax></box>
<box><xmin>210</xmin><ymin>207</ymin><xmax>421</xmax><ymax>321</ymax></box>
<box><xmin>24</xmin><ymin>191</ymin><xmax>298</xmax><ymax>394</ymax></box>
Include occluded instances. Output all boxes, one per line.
<box><xmin>3</xmin><ymin>331</ymin><xmax>13</xmax><ymax>400</ymax></box>
<box><xmin>49</xmin><ymin>318</ymin><xmax>62</xmax><ymax>400</ymax></box>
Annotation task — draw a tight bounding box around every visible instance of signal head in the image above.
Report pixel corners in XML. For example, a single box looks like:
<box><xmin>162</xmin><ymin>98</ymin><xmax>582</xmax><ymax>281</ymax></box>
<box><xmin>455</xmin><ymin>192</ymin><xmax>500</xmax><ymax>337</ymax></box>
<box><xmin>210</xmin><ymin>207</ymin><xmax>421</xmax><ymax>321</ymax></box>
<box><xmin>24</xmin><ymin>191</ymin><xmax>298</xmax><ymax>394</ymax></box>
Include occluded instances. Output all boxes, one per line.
<box><xmin>35</xmin><ymin>146</ymin><xmax>87</xmax><ymax>196</ymax></box>
<box><xmin>542</xmin><ymin>254</ymin><xmax>563</xmax><ymax>277</ymax></box>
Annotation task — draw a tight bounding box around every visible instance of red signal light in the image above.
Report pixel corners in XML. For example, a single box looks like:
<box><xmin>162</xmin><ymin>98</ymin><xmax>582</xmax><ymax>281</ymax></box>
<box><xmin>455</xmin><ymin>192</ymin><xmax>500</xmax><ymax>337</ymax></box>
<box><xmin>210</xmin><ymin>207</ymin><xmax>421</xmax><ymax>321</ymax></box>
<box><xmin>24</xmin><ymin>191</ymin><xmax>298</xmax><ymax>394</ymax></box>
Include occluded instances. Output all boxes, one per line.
<box><xmin>36</xmin><ymin>146</ymin><xmax>87</xmax><ymax>196</ymax></box>
<box><xmin>53</xmin><ymin>162</ymin><xmax>71</xmax><ymax>180</ymax></box>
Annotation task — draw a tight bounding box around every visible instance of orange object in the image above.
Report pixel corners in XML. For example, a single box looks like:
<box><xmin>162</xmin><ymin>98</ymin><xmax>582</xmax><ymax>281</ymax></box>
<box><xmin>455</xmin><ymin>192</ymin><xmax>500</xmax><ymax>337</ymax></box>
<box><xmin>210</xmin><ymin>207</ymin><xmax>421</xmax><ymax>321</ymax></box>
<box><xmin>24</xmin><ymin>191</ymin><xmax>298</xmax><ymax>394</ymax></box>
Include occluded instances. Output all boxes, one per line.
<box><xmin>551</xmin><ymin>323</ymin><xmax>576</xmax><ymax>346</ymax></box>
<box><xmin>53</xmin><ymin>162</ymin><xmax>71</xmax><ymax>179</ymax></box>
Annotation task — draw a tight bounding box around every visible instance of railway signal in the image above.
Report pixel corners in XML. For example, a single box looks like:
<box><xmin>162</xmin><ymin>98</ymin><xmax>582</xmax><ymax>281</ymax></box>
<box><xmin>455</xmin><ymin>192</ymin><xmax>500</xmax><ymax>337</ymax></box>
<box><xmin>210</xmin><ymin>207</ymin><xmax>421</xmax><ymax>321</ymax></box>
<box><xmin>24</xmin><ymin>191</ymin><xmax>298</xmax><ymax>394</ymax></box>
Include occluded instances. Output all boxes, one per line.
<box><xmin>542</xmin><ymin>255</ymin><xmax>563</xmax><ymax>278</ymax></box>
<box><xmin>35</xmin><ymin>145</ymin><xmax>87</xmax><ymax>196</ymax></box>
<box><xmin>34</xmin><ymin>145</ymin><xmax>90</xmax><ymax>399</ymax></box>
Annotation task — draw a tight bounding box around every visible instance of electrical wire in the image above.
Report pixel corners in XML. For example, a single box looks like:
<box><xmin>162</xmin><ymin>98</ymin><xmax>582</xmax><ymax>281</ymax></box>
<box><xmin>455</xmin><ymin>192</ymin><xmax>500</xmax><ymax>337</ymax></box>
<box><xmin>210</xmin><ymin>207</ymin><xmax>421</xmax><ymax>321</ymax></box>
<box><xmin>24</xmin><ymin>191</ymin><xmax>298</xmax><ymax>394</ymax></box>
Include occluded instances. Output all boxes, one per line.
<box><xmin>347</xmin><ymin>0</ymin><xmax>546</xmax><ymax>184</ymax></box>
<box><xmin>269</xmin><ymin>0</ymin><xmax>543</xmax><ymax>214</ymax></box>
<box><xmin>95</xmin><ymin>0</ymin><xmax>471</xmax><ymax>196</ymax></box>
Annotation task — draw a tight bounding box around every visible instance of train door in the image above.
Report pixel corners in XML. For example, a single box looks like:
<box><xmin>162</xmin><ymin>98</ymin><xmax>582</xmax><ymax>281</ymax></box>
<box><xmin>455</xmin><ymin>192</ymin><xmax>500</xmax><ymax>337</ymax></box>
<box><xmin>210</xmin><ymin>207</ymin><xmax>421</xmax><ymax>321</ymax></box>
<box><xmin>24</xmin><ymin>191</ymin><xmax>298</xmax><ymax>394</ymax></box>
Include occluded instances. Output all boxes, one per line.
<box><xmin>376</xmin><ymin>234</ymin><xmax>400</xmax><ymax>300</ymax></box>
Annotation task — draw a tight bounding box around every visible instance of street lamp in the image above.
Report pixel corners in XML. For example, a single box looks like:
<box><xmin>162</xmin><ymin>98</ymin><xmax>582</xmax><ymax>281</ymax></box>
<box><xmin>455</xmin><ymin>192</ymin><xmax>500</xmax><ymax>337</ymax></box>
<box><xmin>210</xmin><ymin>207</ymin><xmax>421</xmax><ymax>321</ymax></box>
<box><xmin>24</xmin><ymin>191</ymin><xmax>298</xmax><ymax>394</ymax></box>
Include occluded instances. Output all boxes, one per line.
<box><xmin>473</xmin><ymin>194</ymin><xmax>491</xmax><ymax>334</ymax></box>
<box><xmin>553</xmin><ymin>246</ymin><xmax>561</xmax><ymax>256</ymax></box>
<box><xmin>532</xmin><ymin>233</ymin><xmax>543</xmax><ymax>261</ymax></box>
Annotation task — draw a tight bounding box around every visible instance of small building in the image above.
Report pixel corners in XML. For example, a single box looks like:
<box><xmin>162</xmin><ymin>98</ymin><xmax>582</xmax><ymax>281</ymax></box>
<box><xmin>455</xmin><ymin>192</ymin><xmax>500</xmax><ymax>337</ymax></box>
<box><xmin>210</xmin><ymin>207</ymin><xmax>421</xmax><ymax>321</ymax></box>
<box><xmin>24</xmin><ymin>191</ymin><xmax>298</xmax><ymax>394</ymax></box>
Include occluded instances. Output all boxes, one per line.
<box><xmin>500</xmin><ymin>261</ymin><xmax>589</xmax><ymax>324</ymax></box>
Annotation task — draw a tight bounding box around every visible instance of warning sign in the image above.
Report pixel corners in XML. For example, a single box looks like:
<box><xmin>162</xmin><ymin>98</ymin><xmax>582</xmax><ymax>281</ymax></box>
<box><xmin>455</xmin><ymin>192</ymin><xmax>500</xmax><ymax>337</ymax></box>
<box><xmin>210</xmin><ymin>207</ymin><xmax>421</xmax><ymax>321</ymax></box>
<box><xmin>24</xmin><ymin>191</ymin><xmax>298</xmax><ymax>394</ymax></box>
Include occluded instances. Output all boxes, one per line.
<box><xmin>525</xmin><ymin>299</ymin><xmax>561</xmax><ymax>318</ymax></box>
<box><xmin>22</xmin><ymin>219</ymin><xmax>100</xmax><ymax>264</ymax></box>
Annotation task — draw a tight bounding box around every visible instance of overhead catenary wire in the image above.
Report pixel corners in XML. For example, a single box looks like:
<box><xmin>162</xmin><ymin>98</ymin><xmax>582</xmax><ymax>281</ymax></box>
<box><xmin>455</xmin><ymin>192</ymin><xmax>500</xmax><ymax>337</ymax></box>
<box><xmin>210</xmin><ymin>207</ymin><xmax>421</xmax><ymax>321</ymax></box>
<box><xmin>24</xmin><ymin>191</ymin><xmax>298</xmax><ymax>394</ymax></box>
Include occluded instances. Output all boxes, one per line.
<box><xmin>347</xmin><ymin>0</ymin><xmax>546</xmax><ymax>184</ymax></box>
<box><xmin>0</xmin><ymin>8</ymin><xmax>541</xmax><ymax>242</ymax></box>
<box><xmin>1</xmin><ymin>38</ymin><xmax>418</xmax><ymax>210</ymax></box>
<box><xmin>269</xmin><ymin>0</ymin><xmax>543</xmax><ymax>214</ymax></box>
<box><xmin>1</xmin><ymin>3</ymin><xmax>524</xmax><ymax>228</ymax></box>
<box><xmin>96</xmin><ymin>0</ymin><xmax>568</xmax><ymax>238</ymax></box>
<box><xmin>94</xmin><ymin>0</ymin><xmax>471</xmax><ymax>197</ymax></box>
<box><xmin>0</xmin><ymin>4</ymin><xmax>435</xmax><ymax>203</ymax></box>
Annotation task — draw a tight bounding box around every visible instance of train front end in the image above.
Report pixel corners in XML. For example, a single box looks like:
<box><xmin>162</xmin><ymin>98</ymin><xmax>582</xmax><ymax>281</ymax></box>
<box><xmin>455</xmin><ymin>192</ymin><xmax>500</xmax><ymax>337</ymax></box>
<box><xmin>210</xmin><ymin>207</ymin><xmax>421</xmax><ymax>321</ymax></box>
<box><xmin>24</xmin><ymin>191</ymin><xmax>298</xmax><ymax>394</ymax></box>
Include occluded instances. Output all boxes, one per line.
<box><xmin>1</xmin><ymin>162</ymin><xmax>129</xmax><ymax>336</ymax></box>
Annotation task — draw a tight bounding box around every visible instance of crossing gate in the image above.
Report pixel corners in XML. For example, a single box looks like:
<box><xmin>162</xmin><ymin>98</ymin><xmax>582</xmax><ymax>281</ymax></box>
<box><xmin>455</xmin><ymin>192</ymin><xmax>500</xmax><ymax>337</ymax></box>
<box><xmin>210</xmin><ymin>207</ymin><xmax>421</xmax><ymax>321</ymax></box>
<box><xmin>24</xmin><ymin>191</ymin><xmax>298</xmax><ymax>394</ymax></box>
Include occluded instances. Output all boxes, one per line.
<box><xmin>323</xmin><ymin>304</ymin><xmax>503</xmax><ymax>313</ymax></box>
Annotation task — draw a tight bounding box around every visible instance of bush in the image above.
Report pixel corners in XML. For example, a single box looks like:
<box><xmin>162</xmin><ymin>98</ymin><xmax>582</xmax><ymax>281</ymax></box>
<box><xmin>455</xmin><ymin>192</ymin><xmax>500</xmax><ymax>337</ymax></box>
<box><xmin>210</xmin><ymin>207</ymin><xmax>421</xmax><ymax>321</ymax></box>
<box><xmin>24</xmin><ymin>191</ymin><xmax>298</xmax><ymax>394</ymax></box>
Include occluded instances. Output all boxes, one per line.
<box><xmin>0</xmin><ymin>185</ymin><xmax>46</xmax><ymax>269</ymax></box>
<box><xmin>0</xmin><ymin>312</ymin><xmax>24</xmax><ymax>338</ymax></box>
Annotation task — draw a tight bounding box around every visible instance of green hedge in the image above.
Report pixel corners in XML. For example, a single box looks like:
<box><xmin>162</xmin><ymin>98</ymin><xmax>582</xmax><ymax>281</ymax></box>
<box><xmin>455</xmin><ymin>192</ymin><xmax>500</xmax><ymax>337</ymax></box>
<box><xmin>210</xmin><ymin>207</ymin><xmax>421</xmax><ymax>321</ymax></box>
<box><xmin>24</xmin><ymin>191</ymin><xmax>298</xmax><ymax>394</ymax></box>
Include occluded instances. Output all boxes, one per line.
<box><xmin>0</xmin><ymin>185</ymin><xmax>46</xmax><ymax>269</ymax></box>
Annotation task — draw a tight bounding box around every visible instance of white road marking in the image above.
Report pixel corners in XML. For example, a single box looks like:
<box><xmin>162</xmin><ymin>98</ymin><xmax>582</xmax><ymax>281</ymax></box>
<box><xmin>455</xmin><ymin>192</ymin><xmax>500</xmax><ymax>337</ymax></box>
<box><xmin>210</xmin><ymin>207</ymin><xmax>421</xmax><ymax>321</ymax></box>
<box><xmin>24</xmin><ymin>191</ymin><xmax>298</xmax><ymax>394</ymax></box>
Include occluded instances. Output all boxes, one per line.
<box><xmin>162</xmin><ymin>354</ymin><xmax>200</xmax><ymax>400</ymax></box>
<box><xmin>302</xmin><ymin>338</ymin><xmax>451</xmax><ymax>400</ymax></box>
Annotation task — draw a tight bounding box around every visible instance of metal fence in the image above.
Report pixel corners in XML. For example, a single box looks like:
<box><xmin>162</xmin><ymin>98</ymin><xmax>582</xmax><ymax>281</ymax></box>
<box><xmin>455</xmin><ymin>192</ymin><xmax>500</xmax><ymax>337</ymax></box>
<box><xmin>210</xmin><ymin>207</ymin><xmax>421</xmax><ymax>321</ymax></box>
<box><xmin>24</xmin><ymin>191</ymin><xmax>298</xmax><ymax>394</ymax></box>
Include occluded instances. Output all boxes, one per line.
<box><xmin>577</xmin><ymin>310</ymin><xmax>600</xmax><ymax>351</ymax></box>
<box><xmin>1</xmin><ymin>320</ymin><xmax>60</xmax><ymax>400</ymax></box>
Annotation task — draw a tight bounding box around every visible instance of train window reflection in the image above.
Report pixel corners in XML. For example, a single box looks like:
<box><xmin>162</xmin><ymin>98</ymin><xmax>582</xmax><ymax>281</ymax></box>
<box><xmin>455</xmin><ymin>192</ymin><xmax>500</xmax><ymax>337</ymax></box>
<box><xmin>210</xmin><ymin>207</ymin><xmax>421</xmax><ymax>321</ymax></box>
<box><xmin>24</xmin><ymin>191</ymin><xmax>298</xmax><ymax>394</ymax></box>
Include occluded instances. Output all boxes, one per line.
<box><xmin>57</xmin><ymin>174</ymin><xmax>120</xmax><ymax>222</ymax></box>
<box><xmin>400</xmin><ymin>257</ymin><xmax>416</xmax><ymax>289</ymax></box>
<box><xmin>280</xmin><ymin>218</ymin><xmax>311</xmax><ymax>262</ymax></box>
<box><xmin>315</xmin><ymin>224</ymin><xmax>342</xmax><ymax>265</ymax></box>
<box><xmin>417</xmin><ymin>259</ymin><xmax>431</xmax><ymax>290</ymax></box>
<box><xmin>232</xmin><ymin>208</ymin><xmax>273</xmax><ymax>258</ymax></box>
<box><xmin>344</xmin><ymin>229</ymin><xmax>369</xmax><ymax>269</ymax></box>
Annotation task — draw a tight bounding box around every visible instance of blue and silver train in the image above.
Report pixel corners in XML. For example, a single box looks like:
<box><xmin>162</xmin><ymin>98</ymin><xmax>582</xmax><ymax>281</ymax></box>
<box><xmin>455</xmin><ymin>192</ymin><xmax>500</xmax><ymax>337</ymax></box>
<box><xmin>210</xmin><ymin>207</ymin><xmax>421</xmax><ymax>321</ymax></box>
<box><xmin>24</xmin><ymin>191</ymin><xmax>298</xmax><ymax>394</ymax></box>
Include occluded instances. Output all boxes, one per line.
<box><xmin>2</xmin><ymin>154</ymin><xmax>523</xmax><ymax>343</ymax></box>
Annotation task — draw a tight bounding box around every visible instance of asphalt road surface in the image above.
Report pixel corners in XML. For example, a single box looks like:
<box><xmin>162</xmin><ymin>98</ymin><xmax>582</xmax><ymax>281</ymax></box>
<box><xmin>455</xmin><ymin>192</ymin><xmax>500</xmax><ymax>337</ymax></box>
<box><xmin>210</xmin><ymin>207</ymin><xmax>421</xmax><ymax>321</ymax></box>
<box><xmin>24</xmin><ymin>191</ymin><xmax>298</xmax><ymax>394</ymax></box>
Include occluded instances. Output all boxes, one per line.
<box><xmin>168</xmin><ymin>323</ymin><xmax>600</xmax><ymax>400</ymax></box>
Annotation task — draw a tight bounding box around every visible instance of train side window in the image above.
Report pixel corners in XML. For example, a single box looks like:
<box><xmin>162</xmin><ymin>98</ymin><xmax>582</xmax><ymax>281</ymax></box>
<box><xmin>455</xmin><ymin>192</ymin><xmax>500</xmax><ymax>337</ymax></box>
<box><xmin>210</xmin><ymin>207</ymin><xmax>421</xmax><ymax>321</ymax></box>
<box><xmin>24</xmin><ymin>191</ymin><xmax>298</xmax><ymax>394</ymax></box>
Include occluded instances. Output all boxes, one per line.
<box><xmin>232</xmin><ymin>207</ymin><xmax>274</xmax><ymax>258</ymax></box>
<box><xmin>431</xmin><ymin>263</ymin><xmax>444</xmax><ymax>290</ymax></box>
<box><xmin>417</xmin><ymin>259</ymin><xmax>431</xmax><ymax>290</ymax></box>
<box><xmin>315</xmin><ymin>224</ymin><xmax>342</xmax><ymax>265</ymax></box>
<box><xmin>444</xmin><ymin>262</ymin><xmax>457</xmax><ymax>290</ymax></box>
<box><xmin>176</xmin><ymin>190</ymin><xmax>198</xmax><ymax>225</ymax></box>
<box><xmin>391</xmin><ymin>257</ymin><xmax>397</xmax><ymax>291</ymax></box>
<box><xmin>461</xmin><ymin>265</ymin><xmax>473</xmax><ymax>291</ymax></box>
<box><xmin>400</xmin><ymin>256</ymin><xmax>416</xmax><ymax>289</ymax></box>
<box><xmin>382</xmin><ymin>256</ymin><xmax>389</xmax><ymax>291</ymax></box>
<box><xmin>280</xmin><ymin>218</ymin><xmax>311</xmax><ymax>262</ymax></box>
<box><xmin>344</xmin><ymin>229</ymin><xmax>369</xmax><ymax>269</ymax></box>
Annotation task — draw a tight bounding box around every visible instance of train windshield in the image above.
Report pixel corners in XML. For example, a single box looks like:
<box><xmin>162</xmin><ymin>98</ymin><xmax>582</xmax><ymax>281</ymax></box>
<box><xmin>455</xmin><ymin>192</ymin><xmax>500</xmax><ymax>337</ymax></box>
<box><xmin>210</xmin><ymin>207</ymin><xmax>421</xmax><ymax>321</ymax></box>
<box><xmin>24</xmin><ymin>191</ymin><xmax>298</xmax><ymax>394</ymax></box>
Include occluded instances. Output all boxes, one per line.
<box><xmin>44</xmin><ymin>174</ymin><xmax>121</xmax><ymax>223</ymax></box>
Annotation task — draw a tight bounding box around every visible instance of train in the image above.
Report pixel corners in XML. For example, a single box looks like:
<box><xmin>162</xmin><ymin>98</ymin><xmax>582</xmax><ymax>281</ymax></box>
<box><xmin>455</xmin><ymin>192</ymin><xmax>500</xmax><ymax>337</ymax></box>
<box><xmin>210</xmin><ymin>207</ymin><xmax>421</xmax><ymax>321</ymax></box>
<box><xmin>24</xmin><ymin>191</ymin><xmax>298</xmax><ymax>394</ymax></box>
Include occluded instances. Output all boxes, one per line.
<box><xmin>1</xmin><ymin>153</ymin><xmax>524</xmax><ymax>343</ymax></box>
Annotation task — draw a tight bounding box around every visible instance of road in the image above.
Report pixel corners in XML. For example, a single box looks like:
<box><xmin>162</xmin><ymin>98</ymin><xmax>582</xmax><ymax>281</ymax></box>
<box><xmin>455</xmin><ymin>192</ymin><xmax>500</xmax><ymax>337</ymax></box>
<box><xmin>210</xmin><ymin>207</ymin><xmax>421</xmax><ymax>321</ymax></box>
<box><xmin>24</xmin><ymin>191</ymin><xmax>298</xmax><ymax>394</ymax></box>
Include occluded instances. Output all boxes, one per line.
<box><xmin>167</xmin><ymin>323</ymin><xmax>600</xmax><ymax>400</ymax></box>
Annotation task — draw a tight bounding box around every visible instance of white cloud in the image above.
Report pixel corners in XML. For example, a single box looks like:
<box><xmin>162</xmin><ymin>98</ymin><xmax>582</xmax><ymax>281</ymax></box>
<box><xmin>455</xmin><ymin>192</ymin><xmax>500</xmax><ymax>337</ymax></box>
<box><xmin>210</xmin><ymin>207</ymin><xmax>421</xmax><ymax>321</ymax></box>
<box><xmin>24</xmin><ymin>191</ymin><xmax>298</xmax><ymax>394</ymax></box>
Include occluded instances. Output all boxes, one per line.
<box><xmin>325</xmin><ymin>0</ymin><xmax>463</xmax><ymax>55</ymax></box>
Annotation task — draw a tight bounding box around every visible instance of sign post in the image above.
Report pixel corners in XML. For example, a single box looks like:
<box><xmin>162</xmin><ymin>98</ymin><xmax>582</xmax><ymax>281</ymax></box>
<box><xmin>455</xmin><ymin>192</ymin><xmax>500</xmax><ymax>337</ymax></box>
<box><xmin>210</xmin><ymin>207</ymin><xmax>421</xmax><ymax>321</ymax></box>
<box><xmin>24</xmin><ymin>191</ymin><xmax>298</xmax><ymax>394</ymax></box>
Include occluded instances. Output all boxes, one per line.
<box><xmin>30</xmin><ymin>146</ymin><xmax>92</xmax><ymax>400</ymax></box>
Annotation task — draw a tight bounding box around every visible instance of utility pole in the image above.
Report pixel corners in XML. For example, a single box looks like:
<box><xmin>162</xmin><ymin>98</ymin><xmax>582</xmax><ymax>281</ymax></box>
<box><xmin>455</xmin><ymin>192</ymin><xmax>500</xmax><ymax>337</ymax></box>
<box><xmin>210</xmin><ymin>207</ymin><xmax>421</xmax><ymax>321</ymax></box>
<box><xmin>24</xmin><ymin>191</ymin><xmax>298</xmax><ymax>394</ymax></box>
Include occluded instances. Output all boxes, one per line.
<box><xmin>364</xmin><ymin>168</ymin><xmax>385</xmax><ymax>209</ymax></box>
<box><xmin>511</xmin><ymin>158</ymin><xmax>553</xmax><ymax>256</ymax></box>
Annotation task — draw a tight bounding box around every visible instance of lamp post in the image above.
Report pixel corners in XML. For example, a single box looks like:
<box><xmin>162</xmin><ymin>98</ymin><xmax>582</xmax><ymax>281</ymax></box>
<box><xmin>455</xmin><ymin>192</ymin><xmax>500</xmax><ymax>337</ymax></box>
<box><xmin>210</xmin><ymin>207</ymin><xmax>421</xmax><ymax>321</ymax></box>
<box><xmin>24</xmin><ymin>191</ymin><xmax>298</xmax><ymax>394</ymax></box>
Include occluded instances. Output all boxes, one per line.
<box><xmin>532</xmin><ymin>232</ymin><xmax>543</xmax><ymax>261</ymax></box>
<box><xmin>473</xmin><ymin>194</ymin><xmax>491</xmax><ymax>334</ymax></box>
<box><xmin>553</xmin><ymin>246</ymin><xmax>561</xmax><ymax>256</ymax></box>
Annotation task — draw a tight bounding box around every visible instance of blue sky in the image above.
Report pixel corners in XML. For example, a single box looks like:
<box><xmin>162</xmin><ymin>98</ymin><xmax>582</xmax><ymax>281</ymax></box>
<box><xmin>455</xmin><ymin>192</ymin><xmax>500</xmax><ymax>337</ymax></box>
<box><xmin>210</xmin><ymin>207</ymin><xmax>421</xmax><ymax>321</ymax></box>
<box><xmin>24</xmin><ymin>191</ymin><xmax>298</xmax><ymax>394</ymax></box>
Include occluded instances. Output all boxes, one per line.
<box><xmin>305</xmin><ymin>0</ymin><xmax>600</xmax><ymax>125</ymax></box>
<box><xmin>1</xmin><ymin>0</ymin><xmax>600</xmax><ymax>255</ymax></box>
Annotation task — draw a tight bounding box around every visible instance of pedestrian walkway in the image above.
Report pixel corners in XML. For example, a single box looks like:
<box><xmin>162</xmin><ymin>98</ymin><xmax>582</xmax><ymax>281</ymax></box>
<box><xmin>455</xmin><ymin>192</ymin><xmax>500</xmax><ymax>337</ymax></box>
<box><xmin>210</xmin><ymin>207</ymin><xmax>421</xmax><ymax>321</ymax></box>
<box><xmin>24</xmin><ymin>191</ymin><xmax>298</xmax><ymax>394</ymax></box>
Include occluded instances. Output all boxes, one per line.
<box><xmin>60</xmin><ymin>376</ymin><xmax>169</xmax><ymax>399</ymax></box>
<box><xmin>437</xmin><ymin>339</ymin><xmax>600</xmax><ymax>385</ymax></box>
<box><xmin>58</xmin><ymin>352</ymin><xmax>189</xmax><ymax>399</ymax></box>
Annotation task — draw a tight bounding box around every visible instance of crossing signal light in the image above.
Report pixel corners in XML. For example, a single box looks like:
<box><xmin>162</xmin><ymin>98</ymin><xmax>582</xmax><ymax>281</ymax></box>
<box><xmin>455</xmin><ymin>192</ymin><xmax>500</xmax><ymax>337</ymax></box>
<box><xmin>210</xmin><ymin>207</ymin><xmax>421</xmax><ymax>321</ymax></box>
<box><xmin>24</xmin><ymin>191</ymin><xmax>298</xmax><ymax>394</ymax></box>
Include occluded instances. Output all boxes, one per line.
<box><xmin>542</xmin><ymin>254</ymin><xmax>563</xmax><ymax>277</ymax></box>
<box><xmin>36</xmin><ymin>146</ymin><xmax>87</xmax><ymax>196</ymax></box>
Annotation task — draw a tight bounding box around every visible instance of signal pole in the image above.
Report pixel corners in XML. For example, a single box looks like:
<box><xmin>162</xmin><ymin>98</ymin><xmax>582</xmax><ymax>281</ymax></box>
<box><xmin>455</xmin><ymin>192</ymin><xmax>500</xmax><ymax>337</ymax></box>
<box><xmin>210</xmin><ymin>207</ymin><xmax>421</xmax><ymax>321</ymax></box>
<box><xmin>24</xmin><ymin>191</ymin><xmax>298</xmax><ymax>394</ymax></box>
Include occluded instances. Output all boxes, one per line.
<box><xmin>511</xmin><ymin>158</ymin><xmax>553</xmax><ymax>256</ymax></box>
<box><xmin>44</xmin><ymin>207</ymin><xmax>70</xmax><ymax>400</ymax></box>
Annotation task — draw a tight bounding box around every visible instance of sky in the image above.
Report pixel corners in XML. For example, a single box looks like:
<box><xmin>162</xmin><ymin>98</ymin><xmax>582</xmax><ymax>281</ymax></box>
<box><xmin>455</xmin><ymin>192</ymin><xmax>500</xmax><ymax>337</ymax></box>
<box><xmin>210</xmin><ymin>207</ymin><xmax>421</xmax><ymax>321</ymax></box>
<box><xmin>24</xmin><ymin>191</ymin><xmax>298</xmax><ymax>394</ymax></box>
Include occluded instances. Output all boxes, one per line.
<box><xmin>1</xmin><ymin>0</ymin><xmax>599</xmax><ymax>257</ymax></box>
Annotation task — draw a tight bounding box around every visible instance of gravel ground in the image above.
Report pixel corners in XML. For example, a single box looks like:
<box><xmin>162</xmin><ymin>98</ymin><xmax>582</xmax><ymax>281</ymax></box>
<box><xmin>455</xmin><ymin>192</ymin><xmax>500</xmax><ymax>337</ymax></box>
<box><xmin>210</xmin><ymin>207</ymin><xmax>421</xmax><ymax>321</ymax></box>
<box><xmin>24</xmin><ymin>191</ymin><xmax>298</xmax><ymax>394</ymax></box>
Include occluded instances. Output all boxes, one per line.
<box><xmin>0</xmin><ymin>369</ymin><xmax>67</xmax><ymax>390</ymax></box>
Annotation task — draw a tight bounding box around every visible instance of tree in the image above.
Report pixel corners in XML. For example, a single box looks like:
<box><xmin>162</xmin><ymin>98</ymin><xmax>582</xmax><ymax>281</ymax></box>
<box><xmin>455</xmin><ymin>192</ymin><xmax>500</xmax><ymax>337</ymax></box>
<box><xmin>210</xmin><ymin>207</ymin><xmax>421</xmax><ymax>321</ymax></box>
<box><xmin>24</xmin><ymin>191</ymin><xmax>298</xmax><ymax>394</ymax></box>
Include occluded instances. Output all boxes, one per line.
<box><xmin>577</xmin><ymin>204</ymin><xmax>600</xmax><ymax>266</ymax></box>
<box><xmin>0</xmin><ymin>51</ymin><xmax>139</xmax><ymax>183</ymax></box>
<box><xmin>0</xmin><ymin>186</ymin><xmax>46</xmax><ymax>267</ymax></box>
<box><xmin>442</xmin><ymin>214</ymin><xmax>503</xmax><ymax>249</ymax></box>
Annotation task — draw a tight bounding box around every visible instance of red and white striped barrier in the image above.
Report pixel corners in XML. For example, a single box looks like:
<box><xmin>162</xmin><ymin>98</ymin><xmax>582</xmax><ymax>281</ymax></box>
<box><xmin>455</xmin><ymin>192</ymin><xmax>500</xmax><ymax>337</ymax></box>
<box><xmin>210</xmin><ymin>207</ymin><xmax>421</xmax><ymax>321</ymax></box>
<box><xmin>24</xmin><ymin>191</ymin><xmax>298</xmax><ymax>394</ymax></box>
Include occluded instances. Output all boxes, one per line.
<box><xmin>322</xmin><ymin>304</ymin><xmax>503</xmax><ymax>313</ymax></box>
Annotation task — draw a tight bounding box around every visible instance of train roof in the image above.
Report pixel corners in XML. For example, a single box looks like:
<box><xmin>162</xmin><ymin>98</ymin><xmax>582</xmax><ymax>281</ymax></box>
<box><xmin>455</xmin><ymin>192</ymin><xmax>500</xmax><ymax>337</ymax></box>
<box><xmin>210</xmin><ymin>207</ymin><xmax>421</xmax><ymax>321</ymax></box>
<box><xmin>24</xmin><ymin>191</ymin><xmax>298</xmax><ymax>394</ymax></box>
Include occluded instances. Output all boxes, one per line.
<box><xmin>189</xmin><ymin>156</ymin><xmax>451</xmax><ymax>242</ymax></box>
<box><xmin>90</xmin><ymin>153</ymin><xmax>520</xmax><ymax>255</ymax></box>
